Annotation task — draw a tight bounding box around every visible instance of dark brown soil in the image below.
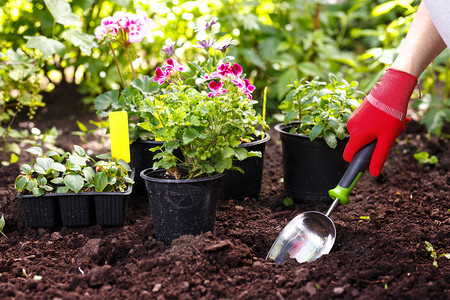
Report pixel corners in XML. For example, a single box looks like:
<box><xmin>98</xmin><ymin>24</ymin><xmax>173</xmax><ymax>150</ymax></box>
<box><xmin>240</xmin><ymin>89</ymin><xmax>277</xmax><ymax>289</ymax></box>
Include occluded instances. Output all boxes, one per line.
<box><xmin>0</xmin><ymin>84</ymin><xmax>449</xmax><ymax>299</ymax></box>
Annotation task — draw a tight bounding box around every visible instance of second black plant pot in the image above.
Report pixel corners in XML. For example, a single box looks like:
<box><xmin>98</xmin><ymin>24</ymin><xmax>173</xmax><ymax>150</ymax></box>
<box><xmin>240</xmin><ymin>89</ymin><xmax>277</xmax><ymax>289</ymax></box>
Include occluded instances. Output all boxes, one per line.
<box><xmin>218</xmin><ymin>133</ymin><xmax>270</xmax><ymax>201</ymax></box>
<box><xmin>130</xmin><ymin>140</ymin><xmax>164</xmax><ymax>198</ymax></box>
<box><xmin>275</xmin><ymin>122</ymin><xmax>349</xmax><ymax>202</ymax></box>
<box><xmin>140</xmin><ymin>169</ymin><xmax>223</xmax><ymax>243</ymax></box>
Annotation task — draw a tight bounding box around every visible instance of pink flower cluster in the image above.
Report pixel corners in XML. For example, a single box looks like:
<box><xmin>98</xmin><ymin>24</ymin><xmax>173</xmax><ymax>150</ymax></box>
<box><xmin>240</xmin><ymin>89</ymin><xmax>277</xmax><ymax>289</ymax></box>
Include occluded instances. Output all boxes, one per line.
<box><xmin>153</xmin><ymin>59</ymin><xmax>184</xmax><ymax>84</ymax></box>
<box><xmin>206</xmin><ymin>62</ymin><xmax>255</xmax><ymax>100</ymax></box>
<box><xmin>153</xmin><ymin>58</ymin><xmax>255</xmax><ymax>100</ymax></box>
<box><xmin>95</xmin><ymin>10</ymin><xmax>152</xmax><ymax>44</ymax></box>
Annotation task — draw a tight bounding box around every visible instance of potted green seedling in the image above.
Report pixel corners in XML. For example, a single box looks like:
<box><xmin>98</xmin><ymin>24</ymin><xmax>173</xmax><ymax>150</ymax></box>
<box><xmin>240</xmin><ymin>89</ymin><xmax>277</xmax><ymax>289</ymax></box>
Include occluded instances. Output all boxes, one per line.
<box><xmin>138</xmin><ymin>18</ymin><xmax>267</xmax><ymax>242</ymax></box>
<box><xmin>15</xmin><ymin>145</ymin><xmax>134</xmax><ymax>227</ymax></box>
<box><xmin>275</xmin><ymin>74</ymin><xmax>364</xmax><ymax>202</ymax></box>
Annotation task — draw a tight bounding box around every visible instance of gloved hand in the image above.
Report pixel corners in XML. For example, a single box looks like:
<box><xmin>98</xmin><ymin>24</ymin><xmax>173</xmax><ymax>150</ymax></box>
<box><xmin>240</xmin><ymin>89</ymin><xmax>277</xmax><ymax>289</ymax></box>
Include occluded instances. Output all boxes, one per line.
<box><xmin>343</xmin><ymin>68</ymin><xmax>417</xmax><ymax>176</ymax></box>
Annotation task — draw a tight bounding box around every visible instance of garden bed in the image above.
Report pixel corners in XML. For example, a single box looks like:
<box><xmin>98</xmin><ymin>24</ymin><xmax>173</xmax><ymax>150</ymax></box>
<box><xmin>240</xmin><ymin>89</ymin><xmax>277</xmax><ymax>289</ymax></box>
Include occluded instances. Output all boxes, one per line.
<box><xmin>0</xmin><ymin>95</ymin><xmax>449</xmax><ymax>299</ymax></box>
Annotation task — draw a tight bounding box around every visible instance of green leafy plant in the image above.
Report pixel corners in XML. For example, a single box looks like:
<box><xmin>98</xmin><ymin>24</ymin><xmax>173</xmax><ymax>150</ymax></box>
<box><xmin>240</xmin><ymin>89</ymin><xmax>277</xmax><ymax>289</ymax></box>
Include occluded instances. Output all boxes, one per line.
<box><xmin>138</xmin><ymin>17</ymin><xmax>266</xmax><ymax>179</ymax></box>
<box><xmin>0</xmin><ymin>215</ymin><xmax>7</xmax><ymax>239</ymax></box>
<box><xmin>71</xmin><ymin>119</ymin><xmax>109</xmax><ymax>146</ymax></box>
<box><xmin>425</xmin><ymin>241</ymin><xmax>450</xmax><ymax>268</ymax></box>
<box><xmin>15</xmin><ymin>145</ymin><xmax>134</xmax><ymax>196</ymax></box>
<box><xmin>414</xmin><ymin>151</ymin><xmax>438</xmax><ymax>165</ymax></box>
<box><xmin>278</xmin><ymin>73</ymin><xmax>364</xmax><ymax>148</ymax></box>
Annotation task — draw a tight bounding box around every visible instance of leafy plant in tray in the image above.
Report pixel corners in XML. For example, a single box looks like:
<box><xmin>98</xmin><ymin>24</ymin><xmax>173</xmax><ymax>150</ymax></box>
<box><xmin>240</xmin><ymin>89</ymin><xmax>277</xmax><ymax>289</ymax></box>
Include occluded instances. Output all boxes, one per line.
<box><xmin>15</xmin><ymin>145</ymin><xmax>134</xmax><ymax>196</ymax></box>
<box><xmin>275</xmin><ymin>74</ymin><xmax>364</xmax><ymax>202</ymax></box>
<box><xmin>15</xmin><ymin>145</ymin><xmax>134</xmax><ymax>227</ymax></box>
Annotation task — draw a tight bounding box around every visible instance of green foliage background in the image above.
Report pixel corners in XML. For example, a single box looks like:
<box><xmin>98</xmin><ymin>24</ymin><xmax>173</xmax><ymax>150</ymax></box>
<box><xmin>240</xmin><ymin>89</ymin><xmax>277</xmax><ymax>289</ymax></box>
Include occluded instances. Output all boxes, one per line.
<box><xmin>0</xmin><ymin>0</ymin><xmax>449</xmax><ymax>138</ymax></box>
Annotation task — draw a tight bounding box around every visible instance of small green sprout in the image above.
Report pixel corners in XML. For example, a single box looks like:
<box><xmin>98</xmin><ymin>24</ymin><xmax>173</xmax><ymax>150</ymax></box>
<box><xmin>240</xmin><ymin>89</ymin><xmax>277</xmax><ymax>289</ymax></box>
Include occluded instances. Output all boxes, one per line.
<box><xmin>0</xmin><ymin>215</ymin><xmax>7</xmax><ymax>239</ymax></box>
<box><xmin>425</xmin><ymin>241</ymin><xmax>450</xmax><ymax>268</ymax></box>
<box><xmin>414</xmin><ymin>151</ymin><xmax>438</xmax><ymax>165</ymax></box>
<box><xmin>359</xmin><ymin>216</ymin><xmax>370</xmax><ymax>220</ymax></box>
<box><xmin>283</xmin><ymin>197</ymin><xmax>294</xmax><ymax>207</ymax></box>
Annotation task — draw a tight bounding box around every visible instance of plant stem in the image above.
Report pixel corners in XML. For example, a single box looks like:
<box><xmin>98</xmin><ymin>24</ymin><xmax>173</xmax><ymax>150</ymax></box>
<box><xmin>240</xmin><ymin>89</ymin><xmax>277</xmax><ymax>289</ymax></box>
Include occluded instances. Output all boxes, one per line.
<box><xmin>109</xmin><ymin>43</ymin><xmax>125</xmax><ymax>89</ymax></box>
<box><xmin>0</xmin><ymin>111</ymin><xmax>17</xmax><ymax>140</ymax></box>
<box><xmin>126</xmin><ymin>47</ymin><xmax>136</xmax><ymax>80</ymax></box>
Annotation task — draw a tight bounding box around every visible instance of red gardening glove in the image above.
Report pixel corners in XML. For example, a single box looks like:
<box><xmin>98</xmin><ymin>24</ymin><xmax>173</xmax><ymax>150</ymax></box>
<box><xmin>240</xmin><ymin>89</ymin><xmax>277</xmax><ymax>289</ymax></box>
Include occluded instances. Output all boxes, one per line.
<box><xmin>343</xmin><ymin>69</ymin><xmax>417</xmax><ymax>176</ymax></box>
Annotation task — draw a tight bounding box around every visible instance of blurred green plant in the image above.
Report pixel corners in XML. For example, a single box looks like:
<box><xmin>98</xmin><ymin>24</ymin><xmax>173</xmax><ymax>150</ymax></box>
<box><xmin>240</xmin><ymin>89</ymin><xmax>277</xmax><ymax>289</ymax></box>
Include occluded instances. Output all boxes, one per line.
<box><xmin>413</xmin><ymin>150</ymin><xmax>438</xmax><ymax>165</ymax></box>
<box><xmin>2</xmin><ymin>0</ymin><xmax>447</xmax><ymax>139</ymax></box>
<box><xmin>0</xmin><ymin>215</ymin><xmax>7</xmax><ymax>239</ymax></box>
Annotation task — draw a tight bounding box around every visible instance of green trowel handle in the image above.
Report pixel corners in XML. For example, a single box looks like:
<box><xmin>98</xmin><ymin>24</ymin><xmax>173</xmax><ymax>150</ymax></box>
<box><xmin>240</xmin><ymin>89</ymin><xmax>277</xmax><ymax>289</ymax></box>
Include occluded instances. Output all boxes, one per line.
<box><xmin>329</xmin><ymin>141</ymin><xmax>376</xmax><ymax>205</ymax></box>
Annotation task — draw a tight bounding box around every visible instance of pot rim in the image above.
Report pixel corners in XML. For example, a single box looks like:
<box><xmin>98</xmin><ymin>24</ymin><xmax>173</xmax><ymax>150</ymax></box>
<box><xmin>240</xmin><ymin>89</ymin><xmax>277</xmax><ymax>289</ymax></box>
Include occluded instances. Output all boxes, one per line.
<box><xmin>140</xmin><ymin>168</ymin><xmax>224</xmax><ymax>184</ymax></box>
<box><xmin>274</xmin><ymin>122</ymin><xmax>350</xmax><ymax>139</ymax></box>
<box><xmin>240</xmin><ymin>132</ymin><xmax>271</xmax><ymax>148</ymax></box>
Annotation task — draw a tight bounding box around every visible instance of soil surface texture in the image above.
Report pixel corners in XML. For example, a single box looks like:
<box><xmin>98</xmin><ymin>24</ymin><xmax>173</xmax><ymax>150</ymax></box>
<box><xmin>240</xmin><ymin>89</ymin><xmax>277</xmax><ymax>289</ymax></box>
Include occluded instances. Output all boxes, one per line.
<box><xmin>0</xmin><ymin>85</ymin><xmax>449</xmax><ymax>299</ymax></box>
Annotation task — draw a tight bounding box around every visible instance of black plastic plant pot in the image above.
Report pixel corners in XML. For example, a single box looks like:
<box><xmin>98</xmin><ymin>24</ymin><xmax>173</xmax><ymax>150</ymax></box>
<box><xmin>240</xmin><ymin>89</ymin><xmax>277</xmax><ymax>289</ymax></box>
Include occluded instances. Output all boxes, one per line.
<box><xmin>130</xmin><ymin>140</ymin><xmax>164</xmax><ymax>198</ymax></box>
<box><xmin>58</xmin><ymin>195</ymin><xmax>94</xmax><ymax>227</ymax></box>
<box><xmin>17</xmin><ymin>195</ymin><xmax>59</xmax><ymax>228</ymax></box>
<box><xmin>93</xmin><ymin>185</ymin><xmax>132</xmax><ymax>227</ymax></box>
<box><xmin>140</xmin><ymin>169</ymin><xmax>223</xmax><ymax>243</ymax></box>
<box><xmin>275</xmin><ymin>122</ymin><xmax>349</xmax><ymax>202</ymax></box>
<box><xmin>218</xmin><ymin>133</ymin><xmax>271</xmax><ymax>201</ymax></box>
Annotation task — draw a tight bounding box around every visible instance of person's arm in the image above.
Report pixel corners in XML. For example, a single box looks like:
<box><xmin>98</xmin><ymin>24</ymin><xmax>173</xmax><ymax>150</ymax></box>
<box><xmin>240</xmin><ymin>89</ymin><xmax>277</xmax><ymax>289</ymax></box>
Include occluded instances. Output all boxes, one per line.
<box><xmin>391</xmin><ymin>2</ymin><xmax>447</xmax><ymax>77</ymax></box>
<box><xmin>343</xmin><ymin>1</ymin><xmax>447</xmax><ymax>177</ymax></box>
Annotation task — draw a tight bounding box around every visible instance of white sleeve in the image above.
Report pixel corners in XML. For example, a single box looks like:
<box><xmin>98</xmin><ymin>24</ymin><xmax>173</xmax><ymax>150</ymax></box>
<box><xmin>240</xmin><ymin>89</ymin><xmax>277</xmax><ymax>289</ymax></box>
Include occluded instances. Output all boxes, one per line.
<box><xmin>423</xmin><ymin>0</ymin><xmax>450</xmax><ymax>47</ymax></box>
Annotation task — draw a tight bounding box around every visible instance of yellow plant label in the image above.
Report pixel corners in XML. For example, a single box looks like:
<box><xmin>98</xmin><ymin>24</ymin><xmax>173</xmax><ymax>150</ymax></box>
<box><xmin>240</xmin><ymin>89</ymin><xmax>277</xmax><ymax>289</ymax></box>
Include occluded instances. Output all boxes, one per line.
<box><xmin>109</xmin><ymin>111</ymin><xmax>130</xmax><ymax>163</ymax></box>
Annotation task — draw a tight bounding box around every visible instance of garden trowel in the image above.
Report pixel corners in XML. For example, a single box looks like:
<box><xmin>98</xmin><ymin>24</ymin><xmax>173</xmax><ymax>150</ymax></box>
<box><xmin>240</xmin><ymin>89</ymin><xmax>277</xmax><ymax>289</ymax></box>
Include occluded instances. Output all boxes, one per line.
<box><xmin>109</xmin><ymin>111</ymin><xmax>130</xmax><ymax>163</ymax></box>
<box><xmin>266</xmin><ymin>141</ymin><xmax>376</xmax><ymax>264</ymax></box>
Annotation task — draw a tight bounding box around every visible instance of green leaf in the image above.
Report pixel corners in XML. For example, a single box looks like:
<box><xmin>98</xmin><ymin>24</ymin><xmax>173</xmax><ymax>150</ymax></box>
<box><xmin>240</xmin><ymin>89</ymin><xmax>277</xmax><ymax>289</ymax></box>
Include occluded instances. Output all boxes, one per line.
<box><xmin>34</xmin><ymin>165</ymin><xmax>46</xmax><ymax>175</ymax></box>
<box><xmin>283</xmin><ymin>197</ymin><xmax>293</xmax><ymax>206</ymax></box>
<box><xmin>83</xmin><ymin>167</ymin><xmax>95</xmax><ymax>182</ymax></box>
<box><xmin>15</xmin><ymin>176</ymin><xmax>28</xmax><ymax>191</ymax></box>
<box><xmin>234</xmin><ymin>147</ymin><xmax>248</xmax><ymax>161</ymax></box>
<box><xmin>73</xmin><ymin>145</ymin><xmax>86</xmax><ymax>157</ymax></box>
<box><xmin>24</xmin><ymin>36</ymin><xmax>66</xmax><ymax>57</ymax></box>
<box><xmin>324</xmin><ymin>131</ymin><xmax>337</xmax><ymax>149</ymax></box>
<box><xmin>0</xmin><ymin>215</ymin><xmax>6</xmax><ymax>238</ymax></box>
<box><xmin>57</xmin><ymin>186</ymin><xmax>69</xmax><ymax>193</ymax></box>
<box><xmin>21</xmin><ymin>164</ymin><xmax>33</xmax><ymax>173</ymax></box>
<box><xmin>44</xmin><ymin>0</ymin><xmax>80</xmax><ymax>26</ymax></box>
<box><xmin>69</xmin><ymin>155</ymin><xmax>87</xmax><ymax>166</ymax></box>
<box><xmin>95</xmin><ymin>90</ymin><xmax>120</xmax><ymax>112</ymax></box>
<box><xmin>26</xmin><ymin>146</ymin><xmax>43</xmax><ymax>156</ymax></box>
<box><xmin>117</xmin><ymin>159</ymin><xmax>132</xmax><ymax>172</ymax></box>
<box><xmin>10</xmin><ymin>153</ymin><xmax>18</xmax><ymax>164</ymax></box>
<box><xmin>32</xmin><ymin>187</ymin><xmax>45</xmax><ymax>197</ymax></box>
<box><xmin>76</xmin><ymin>120</ymin><xmax>88</xmax><ymax>132</ymax></box>
<box><xmin>37</xmin><ymin>175</ymin><xmax>47</xmax><ymax>186</ymax></box>
<box><xmin>51</xmin><ymin>177</ymin><xmax>64</xmax><ymax>184</ymax></box>
<box><xmin>131</xmin><ymin>75</ymin><xmax>160</xmax><ymax>97</ymax></box>
<box><xmin>94</xmin><ymin>171</ymin><xmax>108</xmax><ymax>192</ymax></box>
<box><xmin>309</xmin><ymin>123</ymin><xmax>325</xmax><ymax>141</ymax></box>
<box><xmin>182</xmin><ymin>128</ymin><xmax>199</xmax><ymax>144</ymax></box>
<box><xmin>62</xmin><ymin>29</ymin><xmax>96</xmax><ymax>55</ymax></box>
<box><xmin>64</xmin><ymin>175</ymin><xmax>84</xmax><ymax>193</ymax></box>
<box><xmin>372</xmin><ymin>1</ymin><xmax>397</xmax><ymax>17</ymax></box>
<box><xmin>96</xmin><ymin>154</ymin><xmax>112</xmax><ymax>160</ymax></box>
<box><xmin>37</xmin><ymin>157</ymin><xmax>54</xmax><ymax>171</ymax></box>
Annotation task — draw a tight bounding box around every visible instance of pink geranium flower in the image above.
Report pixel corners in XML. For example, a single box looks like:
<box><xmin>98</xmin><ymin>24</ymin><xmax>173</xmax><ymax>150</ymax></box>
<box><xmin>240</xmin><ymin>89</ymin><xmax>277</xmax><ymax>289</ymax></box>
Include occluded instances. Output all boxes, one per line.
<box><xmin>153</xmin><ymin>68</ymin><xmax>170</xmax><ymax>85</ymax></box>
<box><xmin>165</xmin><ymin>58</ymin><xmax>184</xmax><ymax>72</ymax></box>
<box><xmin>207</xmin><ymin>81</ymin><xmax>227</xmax><ymax>97</ymax></box>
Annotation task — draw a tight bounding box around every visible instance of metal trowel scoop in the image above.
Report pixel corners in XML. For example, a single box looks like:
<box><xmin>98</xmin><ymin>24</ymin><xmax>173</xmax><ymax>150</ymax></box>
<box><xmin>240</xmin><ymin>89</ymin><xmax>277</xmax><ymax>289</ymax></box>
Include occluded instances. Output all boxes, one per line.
<box><xmin>266</xmin><ymin>141</ymin><xmax>376</xmax><ymax>264</ymax></box>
